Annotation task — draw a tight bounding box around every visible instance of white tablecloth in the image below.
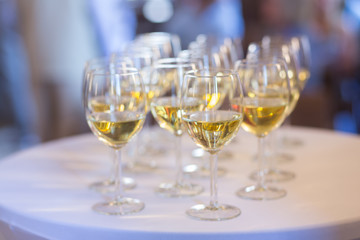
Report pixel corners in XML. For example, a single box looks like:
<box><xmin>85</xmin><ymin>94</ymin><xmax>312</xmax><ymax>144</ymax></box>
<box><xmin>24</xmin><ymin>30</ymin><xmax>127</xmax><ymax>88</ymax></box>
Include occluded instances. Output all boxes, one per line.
<box><xmin>0</xmin><ymin>127</ymin><xmax>360</xmax><ymax>240</ymax></box>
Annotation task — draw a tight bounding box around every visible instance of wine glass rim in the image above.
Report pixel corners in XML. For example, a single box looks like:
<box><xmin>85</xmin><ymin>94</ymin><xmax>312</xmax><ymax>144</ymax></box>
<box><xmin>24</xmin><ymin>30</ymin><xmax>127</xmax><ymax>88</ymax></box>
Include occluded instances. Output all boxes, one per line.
<box><xmin>90</xmin><ymin>67</ymin><xmax>140</xmax><ymax>77</ymax></box>
<box><xmin>155</xmin><ymin>58</ymin><xmax>199</xmax><ymax>68</ymax></box>
<box><xmin>85</xmin><ymin>56</ymin><xmax>133</xmax><ymax>67</ymax></box>
<box><xmin>185</xmin><ymin>68</ymin><xmax>237</xmax><ymax>78</ymax></box>
<box><xmin>112</xmin><ymin>49</ymin><xmax>154</xmax><ymax>59</ymax></box>
<box><xmin>235</xmin><ymin>58</ymin><xmax>287</xmax><ymax>68</ymax></box>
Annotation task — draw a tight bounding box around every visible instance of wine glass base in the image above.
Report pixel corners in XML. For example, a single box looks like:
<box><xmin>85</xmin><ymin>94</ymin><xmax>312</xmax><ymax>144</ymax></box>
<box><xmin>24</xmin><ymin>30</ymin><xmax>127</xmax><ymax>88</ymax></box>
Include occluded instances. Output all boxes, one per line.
<box><xmin>236</xmin><ymin>185</ymin><xmax>286</xmax><ymax>200</ymax></box>
<box><xmin>89</xmin><ymin>177</ymin><xmax>136</xmax><ymax>193</ymax></box>
<box><xmin>183</xmin><ymin>164</ymin><xmax>227</xmax><ymax>178</ymax></box>
<box><xmin>186</xmin><ymin>204</ymin><xmax>241</xmax><ymax>221</ymax></box>
<box><xmin>250</xmin><ymin>169</ymin><xmax>295</xmax><ymax>182</ymax></box>
<box><xmin>155</xmin><ymin>182</ymin><xmax>203</xmax><ymax>198</ymax></box>
<box><xmin>92</xmin><ymin>197</ymin><xmax>144</xmax><ymax>215</ymax></box>
<box><xmin>272</xmin><ymin>152</ymin><xmax>295</xmax><ymax>164</ymax></box>
<box><xmin>124</xmin><ymin>161</ymin><xmax>157</xmax><ymax>173</ymax></box>
<box><xmin>281</xmin><ymin>136</ymin><xmax>303</xmax><ymax>148</ymax></box>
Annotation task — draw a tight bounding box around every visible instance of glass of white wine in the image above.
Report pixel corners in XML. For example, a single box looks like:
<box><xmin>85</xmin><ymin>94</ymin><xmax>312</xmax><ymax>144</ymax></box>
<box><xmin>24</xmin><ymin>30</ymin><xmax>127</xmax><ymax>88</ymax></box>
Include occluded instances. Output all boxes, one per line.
<box><xmin>82</xmin><ymin>56</ymin><xmax>138</xmax><ymax>192</ymax></box>
<box><xmin>84</xmin><ymin>67</ymin><xmax>146</xmax><ymax>215</ymax></box>
<box><xmin>290</xmin><ymin>35</ymin><xmax>311</xmax><ymax>91</ymax></box>
<box><xmin>150</xmin><ymin>58</ymin><xmax>204</xmax><ymax>197</ymax></box>
<box><xmin>112</xmin><ymin>48</ymin><xmax>163</xmax><ymax>172</ymax></box>
<box><xmin>247</xmin><ymin>41</ymin><xmax>300</xmax><ymax>181</ymax></box>
<box><xmin>234</xmin><ymin>58</ymin><xmax>291</xmax><ymax>200</ymax></box>
<box><xmin>179</xmin><ymin>45</ymin><xmax>234</xmax><ymax>177</ymax></box>
<box><xmin>182</xmin><ymin>68</ymin><xmax>244</xmax><ymax>221</ymax></box>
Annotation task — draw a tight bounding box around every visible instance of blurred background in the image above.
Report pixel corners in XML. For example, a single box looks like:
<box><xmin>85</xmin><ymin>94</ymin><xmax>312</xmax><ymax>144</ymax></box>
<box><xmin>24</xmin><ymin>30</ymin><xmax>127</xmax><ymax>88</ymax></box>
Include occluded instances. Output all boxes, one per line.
<box><xmin>0</xmin><ymin>0</ymin><xmax>360</xmax><ymax>158</ymax></box>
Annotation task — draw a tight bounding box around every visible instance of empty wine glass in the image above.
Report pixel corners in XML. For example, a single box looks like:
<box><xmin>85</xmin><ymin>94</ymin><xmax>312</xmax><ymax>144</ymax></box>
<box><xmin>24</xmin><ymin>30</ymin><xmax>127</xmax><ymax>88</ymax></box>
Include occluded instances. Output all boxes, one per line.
<box><xmin>182</xmin><ymin>68</ymin><xmax>243</xmax><ymax>220</ymax></box>
<box><xmin>235</xmin><ymin>58</ymin><xmax>291</xmax><ymax>200</ymax></box>
<box><xmin>84</xmin><ymin>67</ymin><xmax>146</xmax><ymax>215</ymax></box>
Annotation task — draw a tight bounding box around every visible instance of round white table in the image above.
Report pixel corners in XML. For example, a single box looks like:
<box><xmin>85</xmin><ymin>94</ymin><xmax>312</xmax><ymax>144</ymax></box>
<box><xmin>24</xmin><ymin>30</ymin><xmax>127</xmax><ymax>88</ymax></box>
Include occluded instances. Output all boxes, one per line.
<box><xmin>0</xmin><ymin>127</ymin><xmax>360</xmax><ymax>240</ymax></box>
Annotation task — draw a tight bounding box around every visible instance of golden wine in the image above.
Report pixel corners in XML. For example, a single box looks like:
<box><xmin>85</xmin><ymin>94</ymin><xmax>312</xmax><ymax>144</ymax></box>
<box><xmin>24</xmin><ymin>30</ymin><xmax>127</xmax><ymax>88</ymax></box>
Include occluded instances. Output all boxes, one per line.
<box><xmin>182</xmin><ymin>110</ymin><xmax>242</xmax><ymax>154</ymax></box>
<box><xmin>204</xmin><ymin>93</ymin><xmax>225</xmax><ymax>109</ymax></box>
<box><xmin>246</xmin><ymin>86</ymin><xmax>297</xmax><ymax>116</ymax></box>
<box><xmin>192</xmin><ymin>81</ymin><xmax>227</xmax><ymax>110</ymax></box>
<box><xmin>87</xmin><ymin>111</ymin><xmax>145</xmax><ymax>149</ymax></box>
<box><xmin>298</xmin><ymin>68</ymin><xmax>310</xmax><ymax>89</ymax></box>
<box><xmin>151</xmin><ymin>96</ymin><xmax>204</xmax><ymax>136</ymax></box>
<box><xmin>240</xmin><ymin>97</ymin><xmax>287</xmax><ymax>137</ymax></box>
<box><xmin>287</xmin><ymin>88</ymin><xmax>300</xmax><ymax>115</ymax></box>
<box><xmin>89</xmin><ymin>96</ymin><xmax>142</xmax><ymax>112</ymax></box>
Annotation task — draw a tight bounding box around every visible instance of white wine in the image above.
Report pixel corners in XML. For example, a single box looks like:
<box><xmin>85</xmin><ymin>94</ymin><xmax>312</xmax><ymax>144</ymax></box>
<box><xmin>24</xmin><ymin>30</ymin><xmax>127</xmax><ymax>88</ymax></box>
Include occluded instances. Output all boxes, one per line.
<box><xmin>87</xmin><ymin>111</ymin><xmax>145</xmax><ymax>149</ymax></box>
<box><xmin>182</xmin><ymin>110</ymin><xmax>242</xmax><ymax>154</ymax></box>
<box><xmin>298</xmin><ymin>68</ymin><xmax>310</xmax><ymax>90</ymax></box>
<box><xmin>287</xmin><ymin>88</ymin><xmax>300</xmax><ymax>115</ymax></box>
<box><xmin>89</xmin><ymin>96</ymin><xmax>142</xmax><ymax>112</ymax></box>
<box><xmin>151</xmin><ymin>96</ymin><xmax>204</xmax><ymax>136</ymax></box>
<box><xmin>204</xmin><ymin>93</ymin><xmax>225</xmax><ymax>109</ymax></box>
<box><xmin>240</xmin><ymin>97</ymin><xmax>287</xmax><ymax>137</ymax></box>
<box><xmin>246</xmin><ymin>86</ymin><xmax>297</xmax><ymax>116</ymax></box>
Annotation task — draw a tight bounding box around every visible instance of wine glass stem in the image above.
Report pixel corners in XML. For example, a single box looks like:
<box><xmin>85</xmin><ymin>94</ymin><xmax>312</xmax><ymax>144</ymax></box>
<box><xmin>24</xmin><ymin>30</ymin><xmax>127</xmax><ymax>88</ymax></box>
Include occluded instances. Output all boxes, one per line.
<box><xmin>175</xmin><ymin>136</ymin><xmax>183</xmax><ymax>186</ymax></box>
<box><xmin>209</xmin><ymin>153</ymin><xmax>218</xmax><ymax>208</ymax></box>
<box><xmin>114</xmin><ymin>149</ymin><xmax>123</xmax><ymax>200</ymax></box>
<box><xmin>109</xmin><ymin>149</ymin><xmax>116</xmax><ymax>183</ymax></box>
<box><xmin>257</xmin><ymin>137</ymin><xmax>266</xmax><ymax>189</ymax></box>
<box><xmin>268</xmin><ymin>132</ymin><xmax>276</xmax><ymax>170</ymax></box>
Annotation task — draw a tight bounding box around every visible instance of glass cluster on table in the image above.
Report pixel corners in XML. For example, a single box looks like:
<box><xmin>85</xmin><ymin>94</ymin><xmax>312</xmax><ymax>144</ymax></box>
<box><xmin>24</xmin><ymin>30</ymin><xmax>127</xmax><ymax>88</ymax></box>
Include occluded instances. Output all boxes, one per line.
<box><xmin>82</xmin><ymin>32</ymin><xmax>311</xmax><ymax>220</ymax></box>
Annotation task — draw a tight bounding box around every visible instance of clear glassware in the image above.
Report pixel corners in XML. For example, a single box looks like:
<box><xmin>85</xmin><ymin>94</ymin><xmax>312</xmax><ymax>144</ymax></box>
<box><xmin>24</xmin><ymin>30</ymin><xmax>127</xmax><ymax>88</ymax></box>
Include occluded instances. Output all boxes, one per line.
<box><xmin>84</xmin><ymin>67</ymin><xmax>146</xmax><ymax>215</ymax></box>
<box><xmin>261</xmin><ymin>35</ymin><xmax>311</xmax><ymax>149</ymax></box>
<box><xmin>82</xmin><ymin>56</ymin><xmax>137</xmax><ymax>192</ymax></box>
<box><xmin>247</xmin><ymin>40</ymin><xmax>300</xmax><ymax>180</ymax></box>
<box><xmin>179</xmin><ymin>37</ymin><xmax>244</xmax><ymax>177</ymax></box>
<box><xmin>182</xmin><ymin>68</ymin><xmax>243</xmax><ymax>221</ymax></box>
<box><xmin>235</xmin><ymin>58</ymin><xmax>291</xmax><ymax>200</ymax></box>
<box><xmin>149</xmin><ymin>58</ymin><xmax>204</xmax><ymax>197</ymax></box>
<box><xmin>275</xmin><ymin>35</ymin><xmax>312</xmax><ymax>149</ymax></box>
<box><xmin>112</xmin><ymin>47</ymin><xmax>163</xmax><ymax>172</ymax></box>
<box><xmin>290</xmin><ymin>35</ymin><xmax>311</xmax><ymax>91</ymax></box>
<box><xmin>134</xmin><ymin>32</ymin><xmax>181</xmax><ymax>58</ymax></box>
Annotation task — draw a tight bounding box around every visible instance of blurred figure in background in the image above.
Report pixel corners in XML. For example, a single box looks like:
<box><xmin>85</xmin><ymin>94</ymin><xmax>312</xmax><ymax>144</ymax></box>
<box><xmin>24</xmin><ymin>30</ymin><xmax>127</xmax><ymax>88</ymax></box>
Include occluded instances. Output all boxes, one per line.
<box><xmin>163</xmin><ymin>0</ymin><xmax>244</xmax><ymax>49</ymax></box>
<box><xmin>243</xmin><ymin>0</ymin><xmax>360</xmax><ymax>131</ymax></box>
<box><xmin>90</xmin><ymin>0</ymin><xmax>137</xmax><ymax>55</ymax></box>
<box><xmin>0</xmin><ymin>0</ymin><xmax>39</xmax><ymax>156</ymax></box>
<box><xmin>16</xmin><ymin>0</ymin><xmax>98</xmax><ymax>141</ymax></box>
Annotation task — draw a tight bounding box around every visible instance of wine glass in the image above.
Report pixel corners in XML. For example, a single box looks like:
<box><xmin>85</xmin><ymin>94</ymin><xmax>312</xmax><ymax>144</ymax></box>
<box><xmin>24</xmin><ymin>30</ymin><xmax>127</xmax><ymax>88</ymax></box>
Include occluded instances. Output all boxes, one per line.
<box><xmin>82</xmin><ymin>56</ymin><xmax>137</xmax><ymax>192</ymax></box>
<box><xmin>134</xmin><ymin>32</ymin><xmax>181</xmax><ymax>58</ymax></box>
<box><xmin>182</xmin><ymin>68</ymin><xmax>243</xmax><ymax>220</ymax></box>
<box><xmin>112</xmin><ymin>48</ymin><xmax>163</xmax><ymax>172</ymax></box>
<box><xmin>179</xmin><ymin>42</ymin><xmax>238</xmax><ymax>177</ymax></box>
<box><xmin>261</xmin><ymin>35</ymin><xmax>311</xmax><ymax>147</ymax></box>
<box><xmin>275</xmin><ymin>35</ymin><xmax>311</xmax><ymax>149</ymax></box>
<box><xmin>150</xmin><ymin>58</ymin><xmax>204</xmax><ymax>197</ymax></box>
<box><xmin>247</xmin><ymin>41</ymin><xmax>300</xmax><ymax>181</ymax></box>
<box><xmin>235</xmin><ymin>58</ymin><xmax>291</xmax><ymax>200</ymax></box>
<box><xmin>84</xmin><ymin>67</ymin><xmax>146</xmax><ymax>215</ymax></box>
<box><xmin>290</xmin><ymin>35</ymin><xmax>311</xmax><ymax>90</ymax></box>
